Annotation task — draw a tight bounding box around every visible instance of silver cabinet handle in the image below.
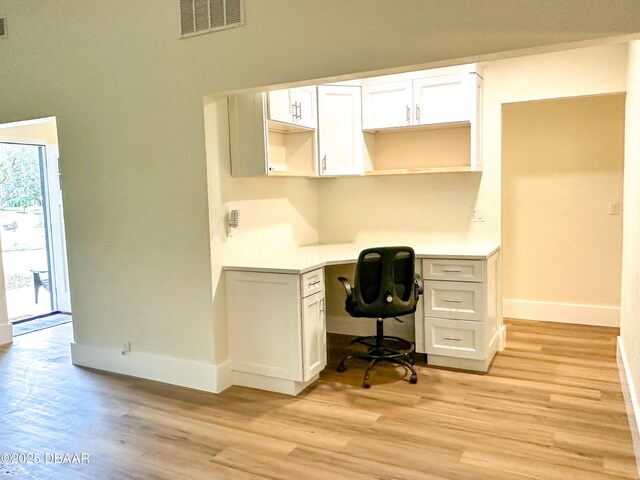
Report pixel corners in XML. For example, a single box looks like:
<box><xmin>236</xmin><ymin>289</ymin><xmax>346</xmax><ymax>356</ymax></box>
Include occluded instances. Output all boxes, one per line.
<box><xmin>292</xmin><ymin>102</ymin><xmax>301</xmax><ymax>121</ymax></box>
<box><xmin>406</xmin><ymin>105</ymin><xmax>410</xmax><ymax>123</ymax></box>
<box><xmin>308</xmin><ymin>280</ymin><xmax>321</xmax><ymax>288</ymax></box>
<box><xmin>441</xmin><ymin>268</ymin><xmax>462</xmax><ymax>273</ymax></box>
<box><xmin>442</xmin><ymin>298</ymin><xmax>463</xmax><ymax>303</ymax></box>
<box><xmin>320</xmin><ymin>298</ymin><xmax>325</xmax><ymax>314</ymax></box>
<box><xmin>416</xmin><ymin>104</ymin><xmax>420</xmax><ymax>123</ymax></box>
<box><xmin>443</xmin><ymin>336</ymin><xmax>463</xmax><ymax>341</ymax></box>
<box><xmin>322</xmin><ymin>155</ymin><xmax>327</xmax><ymax>172</ymax></box>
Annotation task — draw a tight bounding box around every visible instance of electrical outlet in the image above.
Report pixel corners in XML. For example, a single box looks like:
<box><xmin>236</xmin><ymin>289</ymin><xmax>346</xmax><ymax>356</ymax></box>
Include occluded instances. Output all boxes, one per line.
<box><xmin>471</xmin><ymin>207</ymin><xmax>485</xmax><ymax>222</ymax></box>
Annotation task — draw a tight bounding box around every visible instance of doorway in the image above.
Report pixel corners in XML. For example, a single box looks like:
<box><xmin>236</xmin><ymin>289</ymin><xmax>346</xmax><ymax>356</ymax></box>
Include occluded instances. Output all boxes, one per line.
<box><xmin>501</xmin><ymin>94</ymin><xmax>625</xmax><ymax>326</ymax></box>
<box><xmin>0</xmin><ymin>118</ymin><xmax>71</xmax><ymax>328</ymax></box>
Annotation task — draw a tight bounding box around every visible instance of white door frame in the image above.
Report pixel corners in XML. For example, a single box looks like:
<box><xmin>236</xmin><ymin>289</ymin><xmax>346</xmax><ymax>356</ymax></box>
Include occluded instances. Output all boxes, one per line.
<box><xmin>42</xmin><ymin>144</ymin><xmax>71</xmax><ymax>313</ymax></box>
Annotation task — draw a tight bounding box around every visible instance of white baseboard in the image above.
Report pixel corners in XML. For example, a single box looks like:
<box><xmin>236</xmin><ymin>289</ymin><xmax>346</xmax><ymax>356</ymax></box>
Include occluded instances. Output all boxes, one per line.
<box><xmin>498</xmin><ymin>324</ymin><xmax>507</xmax><ymax>352</ymax></box>
<box><xmin>0</xmin><ymin>323</ymin><xmax>13</xmax><ymax>345</ymax></box>
<box><xmin>231</xmin><ymin>370</ymin><xmax>318</xmax><ymax>396</ymax></box>
<box><xmin>503</xmin><ymin>299</ymin><xmax>620</xmax><ymax>327</ymax></box>
<box><xmin>617</xmin><ymin>337</ymin><xmax>640</xmax><ymax>477</ymax></box>
<box><xmin>215</xmin><ymin>360</ymin><xmax>233</xmax><ymax>392</ymax></box>
<box><xmin>71</xmin><ymin>342</ymin><xmax>230</xmax><ymax>393</ymax></box>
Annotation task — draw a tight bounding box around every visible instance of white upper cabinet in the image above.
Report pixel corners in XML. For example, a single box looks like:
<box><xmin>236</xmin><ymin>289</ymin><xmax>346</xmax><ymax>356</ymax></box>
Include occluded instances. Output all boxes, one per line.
<box><xmin>362</xmin><ymin>66</ymin><xmax>480</xmax><ymax>131</ymax></box>
<box><xmin>267</xmin><ymin>89</ymin><xmax>294</xmax><ymax>124</ymax></box>
<box><xmin>317</xmin><ymin>85</ymin><xmax>364</xmax><ymax>176</ymax></box>
<box><xmin>267</xmin><ymin>86</ymin><xmax>317</xmax><ymax>129</ymax></box>
<box><xmin>294</xmin><ymin>86</ymin><xmax>318</xmax><ymax>129</ymax></box>
<box><xmin>361</xmin><ymin>81</ymin><xmax>413</xmax><ymax>130</ymax></box>
<box><xmin>229</xmin><ymin>64</ymin><xmax>483</xmax><ymax>177</ymax></box>
<box><xmin>414</xmin><ymin>73</ymin><xmax>470</xmax><ymax>125</ymax></box>
<box><xmin>229</xmin><ymin>93</ymin><xmax>317</xmax><ymax>177</ymax></box>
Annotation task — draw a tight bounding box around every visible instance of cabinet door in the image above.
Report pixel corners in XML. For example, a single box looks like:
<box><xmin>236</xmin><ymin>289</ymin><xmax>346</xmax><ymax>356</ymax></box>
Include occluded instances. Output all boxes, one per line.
<box><xmin>294</xmin><ymin>86</ymin><xmax>317</xmax><ymax>129</ymax></box>
<box><xmin>362</xmin><ymin>80</ymin><xmax>413</xmax><ymax>130</ymax></box>
<box><xmin>267</xmin><ymin>89</ymin><xmax>294</xmax><ymax>124</ymax></box>
<box><xmin>228</xmin><ymin>93</ymin><xmax>269</xmax><ymax>176</ymax></box>
<box><xmin>225</xmin><ymin>271</ymin><xmax>304</xmax><ymax>381</ymax></box>
<box><xmin>301</xmin><ymin>291</ymin><xmax>327</xmax><ymax>381</ymax></box>
<box><xmin>414</xmin><ymin>73</ymin><xmax>470</xmax><ymax>125</ymax></box>
<box><xmin>317</xmin><ymin>85</ymin><xmax>363</xmax><ymax>176</ymax></box>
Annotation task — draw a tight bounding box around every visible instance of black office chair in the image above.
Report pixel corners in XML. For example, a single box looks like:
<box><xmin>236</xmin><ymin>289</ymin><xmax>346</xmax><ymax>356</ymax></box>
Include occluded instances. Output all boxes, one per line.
<box><xmin>337</xmin><ymin>246</ymin><xmax>423</xmax><ymax>388</ymax></box>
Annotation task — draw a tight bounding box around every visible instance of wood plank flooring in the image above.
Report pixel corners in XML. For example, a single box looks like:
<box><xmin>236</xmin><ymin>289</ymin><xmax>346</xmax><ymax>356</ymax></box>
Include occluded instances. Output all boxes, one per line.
<box><xmin>0</xmin><ymin>319</ymin><xmax>637</xmax><ymax>479</ymax></box>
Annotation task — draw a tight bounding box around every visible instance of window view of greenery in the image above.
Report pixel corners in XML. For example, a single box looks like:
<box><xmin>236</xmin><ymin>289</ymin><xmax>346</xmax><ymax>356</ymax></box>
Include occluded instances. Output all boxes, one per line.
<box><xmin>0</xmin><ymin>143</ymin><xmax>50</xmax><ymax>319</ymax></box>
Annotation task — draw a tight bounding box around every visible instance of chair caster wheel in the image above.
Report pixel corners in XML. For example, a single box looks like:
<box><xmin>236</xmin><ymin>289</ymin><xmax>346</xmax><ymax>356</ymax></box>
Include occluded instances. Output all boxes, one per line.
<box><xmin>337</xmin><ymin>363</ymin><xmax>346</xmax><ymax>373</ymax></box>
<box><xmin>409</xmin><ymin>373</ymin><xmax>418</xmax><ymax>384</ymax></box>
<box><xmin>363</xmin><ymin>379</ymin><xmax>371</xmax><ymax>388</ymax></box>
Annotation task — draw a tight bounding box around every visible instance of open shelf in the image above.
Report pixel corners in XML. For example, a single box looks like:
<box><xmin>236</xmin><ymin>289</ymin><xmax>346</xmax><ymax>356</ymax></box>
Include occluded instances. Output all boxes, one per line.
<box><xmin>362</xmin><ymin>120</ymin><xmax>471</xmax><ymax>134</ymax></box>
<box><xmin>363</xmin><ymin>123</ymin><xmax>472</xmax><ymax>175</ymax></box>
<box><xmin>363</xmin><ymin>166</ymin><xmax>473</xmax><ymax>176</ymax></box>
<box><xmin>267</xmin><ymin>120</ymin><xmax>317</xmax><ymax>176</ymax></box>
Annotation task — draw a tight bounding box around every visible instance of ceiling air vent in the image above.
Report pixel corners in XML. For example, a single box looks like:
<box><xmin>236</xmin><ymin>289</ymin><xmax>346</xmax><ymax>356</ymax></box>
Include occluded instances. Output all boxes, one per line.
<box><xmin>180</xmin><ymin>0</ymin><xmax>244</xmax><ymax>38</ymax></box>
<box><xmin>0</xmin><ymin>16</ymin><xmax>7</xmax><ymax>38</ymax></box>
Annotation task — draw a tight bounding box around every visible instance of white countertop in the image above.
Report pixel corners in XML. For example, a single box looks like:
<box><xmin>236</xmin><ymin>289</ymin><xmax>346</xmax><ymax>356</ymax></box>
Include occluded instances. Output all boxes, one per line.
<box><xmin>222</xmin><ymin>242</ymin><xmax>500</xmax><ymax>274</ymax></box>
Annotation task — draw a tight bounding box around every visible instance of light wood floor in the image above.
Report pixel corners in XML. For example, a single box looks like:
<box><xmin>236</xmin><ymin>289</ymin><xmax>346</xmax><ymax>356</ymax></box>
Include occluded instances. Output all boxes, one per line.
<box><xmin>0</xmin><ymin>320</ymin><xmax>637</xmax><ymax>479</ymax></box>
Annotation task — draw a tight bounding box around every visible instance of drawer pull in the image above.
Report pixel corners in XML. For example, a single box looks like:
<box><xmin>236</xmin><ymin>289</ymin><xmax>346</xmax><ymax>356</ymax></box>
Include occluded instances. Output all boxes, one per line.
<box><xmin>441</xmin><ymin>268</ymin><xmax>462</xmax><ymax>273</ymax></box>
<box><xmin>442</xmin><ymin>298</ymin><xmax>463</xmax><ymax>303</ymax></box>
<box><xmin>308</xmin><ymin>280</ymin><xmax>321</xmax><ymax>288</ymax></box>
<box><xmin>443</xmin><ymin>335</ymin><xmax>463</xmax><ymax>341</ymax></box>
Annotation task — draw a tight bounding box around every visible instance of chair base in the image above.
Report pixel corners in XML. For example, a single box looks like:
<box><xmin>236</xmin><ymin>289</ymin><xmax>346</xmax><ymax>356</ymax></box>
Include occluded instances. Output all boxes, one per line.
<box><xmin>336</xmin><ymin>319</ymin><xmax>418</xmax><ymax>388</ymax></box>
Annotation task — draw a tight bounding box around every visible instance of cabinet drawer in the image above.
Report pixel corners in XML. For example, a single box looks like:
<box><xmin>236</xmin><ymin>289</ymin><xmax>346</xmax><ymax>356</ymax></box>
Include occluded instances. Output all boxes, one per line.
<box><xmin>423</xmin><ymin>258</ymin><xmax>484</xmax><ymax>282</ymax></box>
<box><xmin>301</xmin><ymin>268</ymin><xmax>324</xmax><ymax>297</ymax></box>
<box><xmin>424</xmin><ymin>280</ymin><xmax>484</xmax><ymax>321</ymax></box>
<box><xmin>425</xmin><ymin>317</ymin><xmax>486</xmax><ymax>359</ymax></box>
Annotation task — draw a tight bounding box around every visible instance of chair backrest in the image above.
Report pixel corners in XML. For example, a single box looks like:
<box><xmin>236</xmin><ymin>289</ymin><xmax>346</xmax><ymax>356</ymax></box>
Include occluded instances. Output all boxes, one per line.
<box><xmin>347</xmin><ymin>246</ymin><xmax>419</xmax><ymax>318</ymax></box>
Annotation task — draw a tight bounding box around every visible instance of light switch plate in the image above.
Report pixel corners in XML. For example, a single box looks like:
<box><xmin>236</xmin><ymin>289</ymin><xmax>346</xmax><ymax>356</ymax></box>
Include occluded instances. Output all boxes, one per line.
<box><xmin>471</xmin><ymin>207</ymin><xmax>484</xmax><ymax>222</ymax></box>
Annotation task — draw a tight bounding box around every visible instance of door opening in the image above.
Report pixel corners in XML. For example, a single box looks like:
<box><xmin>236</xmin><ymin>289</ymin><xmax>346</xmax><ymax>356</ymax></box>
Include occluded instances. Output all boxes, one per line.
<box><xmin>0</xmin><ymin>117</ymin><xmax>71</xmax><ymax>330</ymax></box>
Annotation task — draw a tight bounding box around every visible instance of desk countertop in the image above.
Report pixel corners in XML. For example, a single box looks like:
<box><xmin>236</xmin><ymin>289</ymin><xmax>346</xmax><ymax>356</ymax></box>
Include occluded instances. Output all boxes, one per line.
<box><xmin>222</xmin><ymin>242</ymin><xmax>500</xmax><ymax>274</ymax></box>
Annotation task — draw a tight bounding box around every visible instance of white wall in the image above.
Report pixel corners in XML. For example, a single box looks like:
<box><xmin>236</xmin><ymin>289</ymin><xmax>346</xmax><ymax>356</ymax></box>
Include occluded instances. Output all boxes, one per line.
<box><xmin>620</xmin><ymin>40</ymin><xmax>640</xmax><ymax>470</ymax></box>
<box><xmin>1</xmin><ymin>0</ymin><xmax>639</xmax><ymax>388</ymax></box>
<box><xmin>318</xmin><ymin>172</ymin><xmax>484</xmax><ymax>244</ymax></box>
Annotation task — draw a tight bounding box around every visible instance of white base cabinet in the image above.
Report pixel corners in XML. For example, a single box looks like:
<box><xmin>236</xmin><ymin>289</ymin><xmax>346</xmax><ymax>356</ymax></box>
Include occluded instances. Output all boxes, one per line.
<box><xmin>225</xmin><ymin>269</ymin><xmax>327</xmax><ymax>394</ymax></box>
<box><xmin>422</xmin><ymin>250</ymin><xmax>501</xmax><ymax>371</ymax></box>
<box><xmin>302</xmin><ymin>291</ymin><xmax>327</xmax><ymax>380</ymax></box>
